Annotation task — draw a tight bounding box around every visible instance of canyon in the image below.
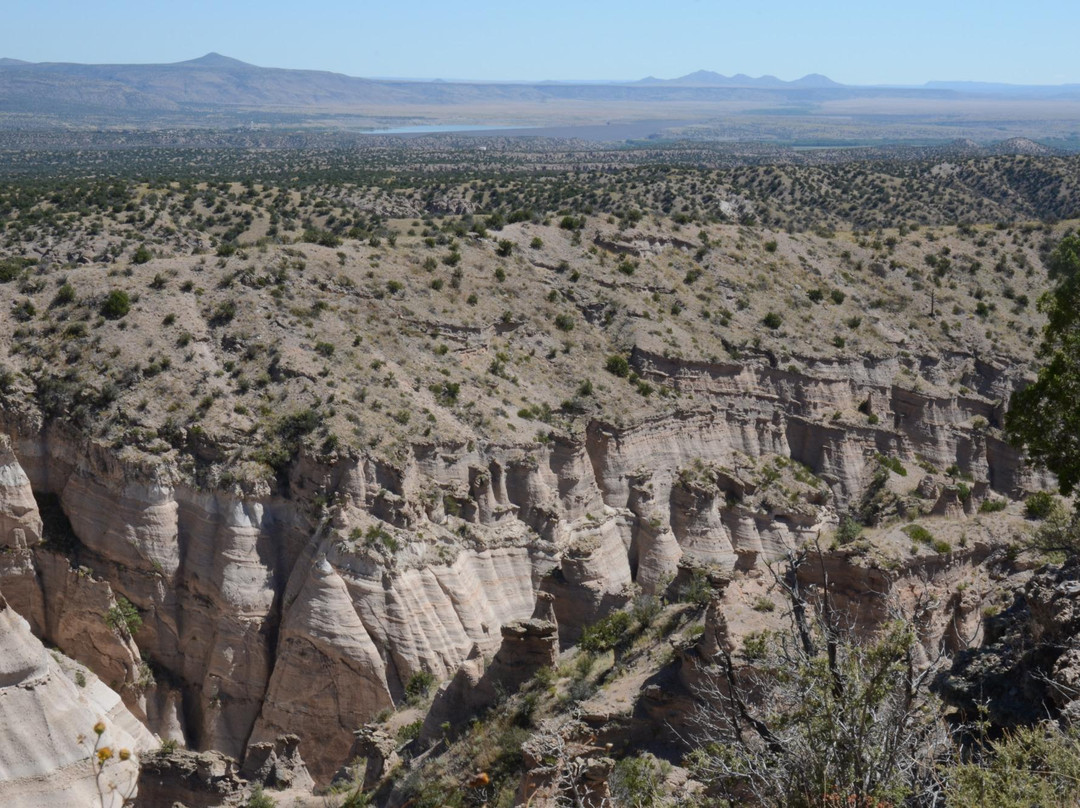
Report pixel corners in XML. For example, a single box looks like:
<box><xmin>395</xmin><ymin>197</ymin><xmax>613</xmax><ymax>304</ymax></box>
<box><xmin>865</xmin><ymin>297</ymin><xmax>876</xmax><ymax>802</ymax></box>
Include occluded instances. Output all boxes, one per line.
<box><xmin>0</xmin><ymin>150</ymin><xmax>1076</xmax><ymax>805</ymax></box>
<box><xmin>0</xmin><ymin>339</ymin><xmax>1047</xmax><ymax>787</ymax></box>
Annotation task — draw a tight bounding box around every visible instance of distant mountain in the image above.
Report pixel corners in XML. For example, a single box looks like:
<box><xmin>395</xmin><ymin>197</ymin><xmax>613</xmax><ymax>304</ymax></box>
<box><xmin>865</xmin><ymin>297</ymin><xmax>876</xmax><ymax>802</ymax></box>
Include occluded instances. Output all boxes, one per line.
<box><xmin>176</xmin><ymin>52</ymin><xmax>253</xmax><ymax>69</ymax></box>
<box><xmin>637</xmin><ymin>70</ymin><xmax>843</xmax><ymax>89</ymax></box>
<box><xmin>0</xmin><ymin>55</ymin><xmax>859</xmax><ymax>122</ymax></box>
<box><xmin>0</xmin><ymin>54</ymin><xmax>1076</xmax><ymax>130</ymax></box>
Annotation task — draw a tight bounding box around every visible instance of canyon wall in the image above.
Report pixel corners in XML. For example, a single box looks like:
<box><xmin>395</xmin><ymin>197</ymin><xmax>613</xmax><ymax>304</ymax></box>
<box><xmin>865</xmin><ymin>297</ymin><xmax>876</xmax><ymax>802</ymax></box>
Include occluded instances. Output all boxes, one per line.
<box><xmin>0</xmin><ymin>350</ymin><xmax>1046</xmax><ymax>782</ymax></box>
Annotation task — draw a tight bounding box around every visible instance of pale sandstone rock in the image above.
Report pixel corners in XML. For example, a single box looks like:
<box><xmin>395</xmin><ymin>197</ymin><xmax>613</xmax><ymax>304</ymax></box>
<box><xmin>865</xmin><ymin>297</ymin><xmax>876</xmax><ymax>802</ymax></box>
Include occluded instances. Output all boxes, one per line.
<box><xmin>423</xmin><ymin>592</ymin><xmax>559</xmax><ymax>742</ymax></box>
<box><xmin>250</xmin><ymin>554</ymin><xmax>392</xmax><ymax>783</ymax></box>
<box><xmin>343</xmin><ymin>725</ymin><xmax>400</xmax><ymax>790</ymax></box>
<box><xmin>240</xmin><ymin>734</ymin><xmax>314</xmax><ymax>792</ymax></box>
<box><xmin>0</xmin><ymin>591</ymin><xmax>154</xmax><ymax>808</ymax></box>
<box><xmin>135</xmin><ymin>747</ymin><xmax>245</xmax><ymax>808</ymax></box>
<box><xmin>0</xmin><ymin>434</ymin><xmax>42</xmax><ymax>549</ymax></box>
<box><xmin>0</xmin><ymin>345</ymin><xmax>1053</xmax><ymax>785</ymax></box>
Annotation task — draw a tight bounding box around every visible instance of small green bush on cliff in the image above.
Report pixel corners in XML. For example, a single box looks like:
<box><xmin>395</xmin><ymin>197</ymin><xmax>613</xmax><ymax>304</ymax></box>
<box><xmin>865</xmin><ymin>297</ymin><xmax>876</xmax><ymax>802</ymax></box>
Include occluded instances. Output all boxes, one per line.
<box><xmin>104</xmin><ymin>596</ymin><xmax>142</xmax><ymax>637</ymax></box>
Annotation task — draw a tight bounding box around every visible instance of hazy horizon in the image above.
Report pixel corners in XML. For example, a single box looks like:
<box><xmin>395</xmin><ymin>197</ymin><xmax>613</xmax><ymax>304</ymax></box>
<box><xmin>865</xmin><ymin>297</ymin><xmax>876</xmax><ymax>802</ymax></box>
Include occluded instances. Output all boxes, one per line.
<box><xmin>4</xmin><ymin>0</ymin><xmax>1077</xmax><ymax>87</ymax></box>
<box><xmin>3</xmin><ymin>51</ymin><xmax>1078</xmax><ymax>90</ymax></box>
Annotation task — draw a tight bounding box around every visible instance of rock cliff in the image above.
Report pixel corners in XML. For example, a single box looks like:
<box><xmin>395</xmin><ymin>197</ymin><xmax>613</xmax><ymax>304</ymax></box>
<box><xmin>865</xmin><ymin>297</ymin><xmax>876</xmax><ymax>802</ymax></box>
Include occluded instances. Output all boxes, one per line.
<box><xmin>0</xmin><ymin>339</ymin><xmax>1048</xmax><ymax>783</ymax></box>
<box><xmin>0</xmin><ymin>589</ymin><xmax>155</xmax><ymax>807</ymax></box>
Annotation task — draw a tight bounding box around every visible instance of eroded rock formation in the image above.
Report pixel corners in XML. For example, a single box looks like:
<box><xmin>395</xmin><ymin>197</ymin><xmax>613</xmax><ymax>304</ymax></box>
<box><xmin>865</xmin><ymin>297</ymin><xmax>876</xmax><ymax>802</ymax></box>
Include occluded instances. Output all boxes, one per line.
<box><xmin>0</xmin><ymin>348</ymin><xmax>1050</xmax><ymax>784</ymax></box>
<box><xmin>0</xmin><ymin>589</ymin><xmax>155</xmax><ymax>807</ymax></box>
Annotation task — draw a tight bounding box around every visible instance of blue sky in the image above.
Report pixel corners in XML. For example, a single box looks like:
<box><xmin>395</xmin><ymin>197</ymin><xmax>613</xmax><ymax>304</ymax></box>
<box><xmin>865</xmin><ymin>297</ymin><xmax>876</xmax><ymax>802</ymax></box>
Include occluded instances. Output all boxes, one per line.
<box><xmin>3</xmin><ymin>0</ymin><xmax>1077</xmax><ymax>85</ymax></box>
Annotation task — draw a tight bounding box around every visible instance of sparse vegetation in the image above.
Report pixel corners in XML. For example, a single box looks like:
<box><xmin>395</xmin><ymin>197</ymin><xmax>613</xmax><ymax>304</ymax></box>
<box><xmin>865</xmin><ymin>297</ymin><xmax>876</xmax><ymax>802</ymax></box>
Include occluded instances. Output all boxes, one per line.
<box><xmin>0</xmin><ymin>136</ymin><xmax>1076</xmax><ymax>808</ymax></box>
<box><xmin>104</xmin><ymin>596</ymin><xmax>142</xmax><ymax>637</ymax></box>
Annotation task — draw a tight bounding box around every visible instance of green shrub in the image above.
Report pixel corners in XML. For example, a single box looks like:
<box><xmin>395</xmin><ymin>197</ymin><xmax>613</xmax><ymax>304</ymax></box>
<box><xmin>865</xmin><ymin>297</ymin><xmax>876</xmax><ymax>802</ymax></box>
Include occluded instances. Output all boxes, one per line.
<box><xmin>430</xmin><ymin>381</ymin><xmax>460</xmax><ymax>405</ymax></box>
<box><xmin>209</xmin><ymin>299</ymin><xmax>237</xmax><ymax>325</ymax></box>
<box><xmin>762</xmin><ymin>312</ymin><xmax>783</xmax><ymax>329</ymax></box>
<box><xmin>630</xmin><ymin>594</ymin><xmax>662</xmax><ymax>629</ymax></box>
<box><xmin>0</xmin><ymin>257</ymin><xmax>33</xmax><ymax>283</ymax></box>
<box><xmin>611</xmin><ymin>754</ymin><xmax>671</xmax><ymax>808</ymax></box>
<box><xmin>100</xmin><ymin>289</ymin><xmax>131</xmax><ymax>319</ymax></box>
<box><xmin>946</xmin><ymin>724</ymin><xmax>1080</xmax><ymax>808</ymax></box>
<box><xmin>741</xmin><ymin>631</ymin><xmax>769</xmax><ymax>660</ymax></box>
<box><xmin>580</xmin><ymin>610</ymin><xmax>633</xmax><ymax>653</ymax></box>
<box><xmin>132</xmin><ymin>245</ymin><xmax>152</xmax><ymax>264</ymax></box>
<box><xmin>364</xmin><ymin>524</ymin><xmax>400</xmax><ymax>553</ymax></box>
<box><xmin>678</xmin><ymin>568</ymin><xmax>713</xmax><ymax>606</ymax></box>
<box><xmin>302</xmin><ymin>228</ymin><xmax>341</xmax><ymax>248</ymax></box>
<box><xmin>245</xmin><ymin>785</ymin><xmax>276</xmax><ymax>808</ymax></box>
<box><xmin>405</xmin><ymin>670</ymin><xmax>436</xmax><ymax>702</ymax></box>
<box><xmin>875</xmin><ymin>453</ymin><xmax>907</xmax><ymax>476</ymax></box>
<box><xmin>605</xmin><ymin>354</ymin><xmax>630</xmax><ymax>377</ymax></box>
<box><xmin>277</xmin><ymin>408</ymin><xmax>322</xmax><ymax>441</ymax></box>
<box><xmin>979</xmin><ymin>498</ymin><xmax>1007</xmax><ymax>513</ymax></box>
<box><xmin>836</xmin><ymin>515</ymin><xmax>863</xmax><ymax>544</ymax></box>
<box><xmin>52</xmin><ymin>283</ymin><xmax>76</xmax><ymax>306</ymax></box>
<box><xmin>104</xmin><ymin>596</ymin><xmax>142</xmax><ymax>637</ymax></box>
<box><xmin>903</xmin><ymin>524</ymin><xmax>935</xmax><ymax>546</ymax></box>
<box><xmin>13</xmin><ymin>299</ymin><xmax>35</xmax><ymax>321</ymax></box>
<box><xmin>396</xmin><ymin>720</ymin><xmax>423</xmax><ymax>743</ymax></box>
<box><xmin>752</xmin><ymin>596</ymin><xmax>776</xmax><ymax>612</ymax></box>
<box><xmin>1025</xmin><ymin>491</ymin><xmax>1057</xmax><ymax>519</ymax></box>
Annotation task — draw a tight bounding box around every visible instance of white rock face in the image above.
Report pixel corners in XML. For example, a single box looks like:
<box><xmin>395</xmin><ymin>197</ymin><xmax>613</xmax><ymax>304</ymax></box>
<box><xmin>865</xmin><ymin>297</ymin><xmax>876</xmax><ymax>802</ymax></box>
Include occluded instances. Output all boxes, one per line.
<box><xmin>0</xmin><ymin>590</ymin><xmax>155</xmax><ymax>808</ymax></box>
<box><xmin>250</xmin><ymin>552</ymin><xmax>393</xmax><ymax>782</ymax></box>
<box><xmin>0</xmin><ymin>435</ymin><xmax>41</xmax><ymax>549</ymax></box>
<box><xmin>0</xmin><ymin>350</ymin><xmax>1051</xmax><ymax>784</ymax></box>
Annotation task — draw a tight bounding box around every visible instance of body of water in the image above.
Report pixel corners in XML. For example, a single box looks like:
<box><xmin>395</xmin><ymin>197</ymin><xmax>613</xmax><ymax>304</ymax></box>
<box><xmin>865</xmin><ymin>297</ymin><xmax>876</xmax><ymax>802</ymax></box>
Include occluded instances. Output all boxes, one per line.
<box><xmin>363</xmin><ymin>124</ymin><xmax>529</xmax><ymax>134</ymax></box>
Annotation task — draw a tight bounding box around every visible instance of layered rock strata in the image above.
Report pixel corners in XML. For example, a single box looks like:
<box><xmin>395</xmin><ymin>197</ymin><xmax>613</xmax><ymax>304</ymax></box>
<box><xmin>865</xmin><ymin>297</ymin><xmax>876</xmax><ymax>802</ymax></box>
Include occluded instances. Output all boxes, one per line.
<box><xmin>0</xmin><ymin>590</ymin><xmax>155</xmax><ymax>808</ymax></box>
<box><xmin>0</xmin><ymin>350</ymin><xmax>1047</xmax><ymax>782</ymax></box>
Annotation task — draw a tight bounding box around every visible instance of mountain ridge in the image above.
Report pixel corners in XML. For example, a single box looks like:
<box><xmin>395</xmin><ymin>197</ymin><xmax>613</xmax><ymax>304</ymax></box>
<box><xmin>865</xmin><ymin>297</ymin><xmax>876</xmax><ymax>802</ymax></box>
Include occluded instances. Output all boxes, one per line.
<box><xmin>1</xmin><ymin>53</ymin><xmax>1079</xmax><ymax>132</ymax></box>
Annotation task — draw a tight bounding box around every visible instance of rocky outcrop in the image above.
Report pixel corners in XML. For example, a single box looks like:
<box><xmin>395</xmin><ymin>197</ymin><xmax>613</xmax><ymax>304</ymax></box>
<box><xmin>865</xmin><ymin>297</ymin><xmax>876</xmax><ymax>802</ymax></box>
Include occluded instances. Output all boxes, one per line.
<box><xmin>135</xmin><ymin>747</ymin><xmax>246</xmax><ymax>808</ymax></box>
<box><xmin>344</xmin><ymin>726</ymin><xmax>401</xmax><ymax>791</ymax></box>
<box><xmin>135</xmin><ymin>734</ymin><xmax>314</xmax><ymax>808</ymax></box>
<box><xmin>0</xmin><ymin>346</ymin><xmax>1052</xmax><ymax>784</ymax></box>
<box><xmin>249</xmin><ymin>554</ymin><xmax>393</xmax><ymax>782</ymax></box>
<box><xmin>422</xmin><ymin>592</ymin><xmax>559</xmax><ymax>742</ymax></box>
<box><xmin>520</xmin><ymin>720</ymin><xmax>615</xmax><ymax>808</ymax></box>
<box><xmin>0</xmin><ymin>435</ymin><xmax>42</xmax><ymax>550</ymax></box>
<box><xmin>939</xmin><ymin>559</ymin><xmax>1080</xmax><ymax>727</ymax></box>
<box><xmin>240</xmin><ymin>734</ymin><xmax>315</xmax><ymax>793</ymax></box>
<box><xmin>0</xmin><ymin>589</ymin><xmax>155</xmax><ymax>808</ymax></box>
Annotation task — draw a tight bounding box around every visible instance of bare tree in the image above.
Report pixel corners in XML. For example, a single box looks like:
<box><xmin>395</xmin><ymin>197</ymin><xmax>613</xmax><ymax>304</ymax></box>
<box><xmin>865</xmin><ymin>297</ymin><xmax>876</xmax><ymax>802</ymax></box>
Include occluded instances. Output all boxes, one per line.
<box><xmin>686</xmin><ymin>550</ymin><xmax>952</xmax><ymax>808</ymax></box>
<box><xmin>523</xmin><ymin>719</ymin><xmax>614</xmax><ymax>808</ymax></box>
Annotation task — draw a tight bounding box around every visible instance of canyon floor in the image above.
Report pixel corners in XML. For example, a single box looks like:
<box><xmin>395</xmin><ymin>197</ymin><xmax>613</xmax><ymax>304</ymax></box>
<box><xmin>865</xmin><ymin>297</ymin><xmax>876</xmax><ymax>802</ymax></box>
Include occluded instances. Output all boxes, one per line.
<box><xmin>1</xmin><ymin>141</ymin><xmax>1079</xmax><ymax>806</ymax></box>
